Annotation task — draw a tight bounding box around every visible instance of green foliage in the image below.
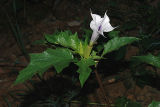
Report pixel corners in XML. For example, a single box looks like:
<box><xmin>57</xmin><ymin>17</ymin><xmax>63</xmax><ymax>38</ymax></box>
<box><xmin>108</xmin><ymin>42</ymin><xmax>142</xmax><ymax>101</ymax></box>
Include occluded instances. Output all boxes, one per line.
<box><xmin>108</xmin><ymin>30</ymin><xmax>120</xmax><ymax>38</ymax></box>
<box><xmin>137</xmin><ymin>33</ymin><xmax>160</xmax><ymax>53</ymax></box>
<box><xmin>132</xmin><ymin>54</ymin><xmax>160</xmax><ymax>68</ymax></box>
<box><xmin>14</xmin><ymin>48</ymin><xmax>73</xmax><ymax>85</ymax></box>
<box><xmin>90</xmin><ymin>51</ymin><xmax>102</xmax><ymax>60</ymax></box>
<box><xmin>82</xmin><ymin>28</ymin><xmax>92</xmax><ymax>38</ymax></box>
<box><xmin>45</xmin><ymin>31</ymin><xmax>89</xmax><ymax>58</ymax></box>
<box><xmin>102</xmin><ymin>37</ymin><xmax>139</xmax><ymax>56</ymax></box>
<box><xmin>45</xmin><ymin>31</ymin><xmax>80</xmax><ymax>51</ymax></box>
<box><xmin>15</xmin><ymin>30</ymin><xmax>140</xmax><ymax>87</ymax></box>
<box><xmin>76</xmin><ymin>58</ymin><xmax>96</xmax><ymax>87</ymax></box>
<box><xmin>148</xmin><ymin>101</ymin><xmax>160</xmax><ymax>107</ymax></box>
<box><xmin>133</xmin><ymin>68</ymin><xmax>155</xmax><ymax>87</ymax></box>
<box><xmin>114</xmin><ymin>46</ymin><xmax>126</xmax><ymax>61</ymax></box>
<box><xmin>129</xmin><ymin>53</ymin><xmax>160</xmax><ymax>87</ymax></box>
<box><xmin>15</xmin><ymin>30</ymin><xmax>97</xmax><ymax>87</ymax></box>
<box><xmin>32</xmin><ymin>39</ymin><xmax>46</xmax><ymax>45</ymax></box>
<box><xmin>115</xmin><ymin>97</ymin><xmax>141</xmax><ymax>107</ymax></box>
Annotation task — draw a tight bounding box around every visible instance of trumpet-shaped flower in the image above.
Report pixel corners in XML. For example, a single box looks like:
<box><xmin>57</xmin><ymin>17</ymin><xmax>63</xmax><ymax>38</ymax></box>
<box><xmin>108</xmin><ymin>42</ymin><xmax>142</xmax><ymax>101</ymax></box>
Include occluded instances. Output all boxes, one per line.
<box><xmin>90</xmin><ymin>11</ymin><xmax>115</xmax><ymax>45</ymax></box>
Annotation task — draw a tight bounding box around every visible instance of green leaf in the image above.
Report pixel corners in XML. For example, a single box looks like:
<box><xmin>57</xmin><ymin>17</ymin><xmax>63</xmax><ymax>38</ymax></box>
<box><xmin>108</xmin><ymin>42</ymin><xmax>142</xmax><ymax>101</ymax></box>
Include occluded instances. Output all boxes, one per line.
<box><xmin>115</xmin><ymin>97</ymin><xmax>141</xmax><ymax>107</ymax></box>
<box><xmin>108</xmin><ymin>30</ymin><xmax>120</xmax><ymax>38</ymax></box>
<box><xmin>32</xmin><ymin>39</ymin><xmax>46</xmax><ymax>45</ymax></box>
<box><xmin>114</xmin><ymin>46</ymin><xmax>126</xmax><ymax>60</ymax></box>
<box><xmin>132</xmin><ymin>54</ymin><xmax>160</xmax><ymax>68</ymax></box>
<box><xmin>90</xmin><ymin>51</ymin><xmax>102</xmax><ymax>60</ymax></box>
<box><xmin>14</xmin><ymin>48</ymin><xmax>73</xmax><ymax>85</ymax></box>
<box><xmin>82</xmin><ymin>28</ymin><xmax>92</xmax><ymax>37</ymax></box>
<box><xmin>148</xmin><ymin>101</ymin><xmax>160</xmax><ymax>107</ymax></box>
<box><xmin>96</xmin><ymin>44</ymin><xmax>104</xmax><ymax>52</ymax></box>
<box><xmin>76</xmin><ymin>58</ymin><xmax>95</xmax><ymax>87</ymax></box>
<box><xmin>126</xmin><ymin>101</ymin><xmax>142</xmax><ymax>107</ymax></box>
<box><xmin>45</xmin><ymin>31</ymin><xmax>91</xmax><ymax>58</ymax></box>
<box><xmin>102</xmin><ymin>37</ymin><xmax>139</xmax><ymax>56</ymax></box>
<box><xmin>45</xmin><ymin>31</ymin><xmax>80</xmax><ymax>51</ymax></box>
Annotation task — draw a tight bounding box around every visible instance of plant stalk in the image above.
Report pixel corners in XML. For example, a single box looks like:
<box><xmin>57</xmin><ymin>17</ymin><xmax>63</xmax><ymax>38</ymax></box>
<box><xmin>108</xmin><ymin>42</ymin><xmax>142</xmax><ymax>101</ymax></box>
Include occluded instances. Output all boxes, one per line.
<box><xmin>84</xmin><ymin>45</ymin><xmax>93</xmax><ymax>58</ymax></box>
<box><xmin>94</xmin><ymin>69</ymin><xmax>111</xmax><ymax>107</ymax></box>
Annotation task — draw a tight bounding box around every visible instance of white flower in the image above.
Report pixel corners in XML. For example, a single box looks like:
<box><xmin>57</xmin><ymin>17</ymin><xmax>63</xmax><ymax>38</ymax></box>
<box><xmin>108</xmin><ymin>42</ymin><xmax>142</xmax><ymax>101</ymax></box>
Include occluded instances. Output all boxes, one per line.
<box><xmin>90</xmin><ymin>11</ymin><xmax>115</xmax><ymax>45</ymax></box>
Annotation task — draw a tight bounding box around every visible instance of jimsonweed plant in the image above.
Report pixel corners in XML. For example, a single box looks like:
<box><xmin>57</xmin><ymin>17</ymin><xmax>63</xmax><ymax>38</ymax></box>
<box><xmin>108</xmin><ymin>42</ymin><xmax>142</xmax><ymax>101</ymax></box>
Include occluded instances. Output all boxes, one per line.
<box><xmin>14</xmin><ymin>11</ymin><xmax>139</xmax><ymax>87</ymax></box>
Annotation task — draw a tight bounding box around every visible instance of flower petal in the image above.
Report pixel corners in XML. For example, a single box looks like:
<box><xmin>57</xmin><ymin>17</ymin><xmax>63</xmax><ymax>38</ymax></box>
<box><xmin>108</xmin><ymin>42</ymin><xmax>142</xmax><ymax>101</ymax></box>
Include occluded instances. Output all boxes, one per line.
<box><xmin>90</xmin><ymin>30</ymin><xmax>100</xmax><ymax>43</ymax></box>
<box><xmin>90</xmin><ymin>21</ymin><xmax>97</xmax><ymax>30</ymax></box>
<box><xmin>90</xmin><ymin>11</ymin><xmax>116</xmax><ymax>45</ymax></box>
<box><xmin>103</xmin><ymin>23</ymin><xmax>115</xmax><ymax>32</ymax></box>
<box><xmin>91</xmin><ymin>12</ymin><xmax>103</xmax><ymax>25</ymax></box>
<box><xmin>101</xmin><ymin>12</ymin><xmax>112</xmax><ymax>31</ymax></box>
<box><xmin>103</xmin><ymin>12</ymin><xmax>110</xmax><ymax>22</ymax></box>
<box><xmin>90</xmin><ymin>20</ymin><xmax>101</xmax><ymax>31</ymax></box>
<box><xmin>98</xmin><ymin>31</ymin><xmax>107</xmax><ymax>38</ymax></box>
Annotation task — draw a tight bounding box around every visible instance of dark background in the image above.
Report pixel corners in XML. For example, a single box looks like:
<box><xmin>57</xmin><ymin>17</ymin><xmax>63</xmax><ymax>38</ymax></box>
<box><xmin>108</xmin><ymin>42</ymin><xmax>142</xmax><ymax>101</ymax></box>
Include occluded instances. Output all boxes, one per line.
<box><xmin>0</xmin><ymin>0</ymin><xmax>160</xmax><ymax>107</ymax></box>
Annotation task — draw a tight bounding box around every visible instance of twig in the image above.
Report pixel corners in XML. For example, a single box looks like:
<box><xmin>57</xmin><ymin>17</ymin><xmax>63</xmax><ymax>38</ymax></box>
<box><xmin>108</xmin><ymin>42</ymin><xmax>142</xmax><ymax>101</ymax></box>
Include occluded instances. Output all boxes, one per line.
<box><xmin>94</xmin><ymin>69</ymin><xmax>111</xmax><ymax>107</ymax></box>
<box><xmin>64</xmin><ymin>99</ymin><xmax>111</xmax><ymax>106</ymax></box>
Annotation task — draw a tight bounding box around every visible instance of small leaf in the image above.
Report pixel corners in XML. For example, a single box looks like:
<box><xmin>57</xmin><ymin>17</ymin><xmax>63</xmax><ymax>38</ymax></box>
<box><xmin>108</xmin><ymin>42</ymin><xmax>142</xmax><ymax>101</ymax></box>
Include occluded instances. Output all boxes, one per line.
<box><xmin>102</xmin><ymin>37</ymin><xmax>139</xmax><ymax>56</ymax></box>
<box><xmin>132</xmin><ymin>54</ymin><xmax>160</xmax><ymax>68</ymax></box>
<box><xmin>14</xmin><ymin>48</ymin><xmax>73</xmax><ymax>85</ymax></box>
<box><xmin>148</xmin><ymin>101</ymin><xmax>160</xmax><ymax>107</ymax></box>
<box><xmin>76</xmin><ymin>58</ymin><xmax>95</xmax><ymax>87</ymax></box>
<box><xmin>90</xmin><ymin>51</ymin><xmax>102</xmax><ymax>60</ymax></box>
<box><xmin>96</xmin><ymin>44</ymin><xmax>104</xmax><ymax>52</ymax></box>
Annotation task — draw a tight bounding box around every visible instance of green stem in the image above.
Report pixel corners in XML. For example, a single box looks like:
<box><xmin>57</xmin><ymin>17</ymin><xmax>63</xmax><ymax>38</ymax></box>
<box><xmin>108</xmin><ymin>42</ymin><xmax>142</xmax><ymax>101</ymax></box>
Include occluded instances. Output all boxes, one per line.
<box><xmin>84</xmin><ymin>45</ymin><xmax>93</xmax><ymax>58</ymax></box>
